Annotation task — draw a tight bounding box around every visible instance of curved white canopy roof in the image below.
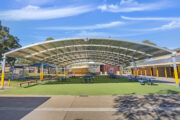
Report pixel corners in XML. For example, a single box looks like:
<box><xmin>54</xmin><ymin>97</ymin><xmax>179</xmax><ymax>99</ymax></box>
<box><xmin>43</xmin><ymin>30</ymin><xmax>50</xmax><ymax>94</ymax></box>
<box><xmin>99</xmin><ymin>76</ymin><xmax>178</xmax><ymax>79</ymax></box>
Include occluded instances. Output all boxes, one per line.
<box><xmin>5</xmin><ymin>37</ymin><xmax>172</xmax><ymax>66</ymax></box>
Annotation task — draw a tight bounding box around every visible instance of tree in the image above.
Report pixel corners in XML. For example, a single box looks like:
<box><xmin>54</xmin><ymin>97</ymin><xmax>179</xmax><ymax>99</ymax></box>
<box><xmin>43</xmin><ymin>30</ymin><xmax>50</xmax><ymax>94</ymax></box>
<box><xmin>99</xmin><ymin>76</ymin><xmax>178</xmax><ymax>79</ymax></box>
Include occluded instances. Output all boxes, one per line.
<box><xmin>46</xmin><ymin>37</ymin><xmax>54</xmax><ymax>41</ymax></box>
<box><xmin>142</xmin><ymin>40</ymin><xmax>157</xmax><ymax>46</ymax></box>
<box><xmin>16</xmin><ymin>58</ymin><xmax>35</xmax><ymax>65</ymax></box>
<box><xmin>0</xmin><ymin>21</ymin><xmax>21</xmax><ymax>66</ymax></box>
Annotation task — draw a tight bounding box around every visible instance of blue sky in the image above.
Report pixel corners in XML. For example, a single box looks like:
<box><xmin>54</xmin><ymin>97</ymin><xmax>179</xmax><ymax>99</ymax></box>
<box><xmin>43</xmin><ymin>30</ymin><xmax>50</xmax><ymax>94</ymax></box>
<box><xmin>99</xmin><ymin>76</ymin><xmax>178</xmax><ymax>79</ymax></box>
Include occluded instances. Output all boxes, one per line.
<box><xmin>0</xmin><ymin>0</ymin><xmax>180</xmax><ymax>49</ymax></box>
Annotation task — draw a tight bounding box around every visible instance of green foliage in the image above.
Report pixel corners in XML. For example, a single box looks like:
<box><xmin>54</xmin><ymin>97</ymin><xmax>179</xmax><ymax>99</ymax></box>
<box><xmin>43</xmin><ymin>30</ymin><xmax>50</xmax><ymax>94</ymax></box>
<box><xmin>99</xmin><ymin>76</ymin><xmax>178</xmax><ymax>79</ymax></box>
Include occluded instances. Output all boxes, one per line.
<box><xmin>46</xmin><ymin>37</ymin><xmax>54</xmax><ymax>41</ymax></box>
<box><xmin>142</xmin><ymin>40</ymin><xmax>157</xmax><ymax>46</ymax></box>
<box><xmin>0</xmin><ymin>20</ymin><xmax>21</xmax><ymax>66</ymax></box>
<box><xmin>16</xmin><ymin>58</ymin><xmax>35</xmax><ymax>65</ymax></box>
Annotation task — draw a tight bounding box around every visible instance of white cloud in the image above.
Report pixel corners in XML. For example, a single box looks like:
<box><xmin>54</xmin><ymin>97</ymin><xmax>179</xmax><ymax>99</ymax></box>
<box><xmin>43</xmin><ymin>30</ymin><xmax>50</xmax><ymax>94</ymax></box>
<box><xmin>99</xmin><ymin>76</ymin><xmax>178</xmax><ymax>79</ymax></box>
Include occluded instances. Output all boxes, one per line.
<box><xmin>39</xmin><ymin>21</ymin><xmax>125</xmax><ymax>30</ymax></box>
<box><xmin>147</xmin><ymin>20</ymin><xmax>180</xmax><ymax>31</ymax></box>
<box><xmin>121</xmin><ymin>16</ymin><xmax>180</xmax><ymax>21</ymax></box>
<box><xmin>121</xmin><ymin>16</ymin><xmax>180</xmax><ymax>31</ymax></box>
<box><xmin>98</xmin><ymin>0</ymin><xmax>171</xmax><ymax>12</ymax></box>
<box><xmin>0</xmin><ymin>5</ymin><xmax>93</xmax><ymax>20</ymax></box>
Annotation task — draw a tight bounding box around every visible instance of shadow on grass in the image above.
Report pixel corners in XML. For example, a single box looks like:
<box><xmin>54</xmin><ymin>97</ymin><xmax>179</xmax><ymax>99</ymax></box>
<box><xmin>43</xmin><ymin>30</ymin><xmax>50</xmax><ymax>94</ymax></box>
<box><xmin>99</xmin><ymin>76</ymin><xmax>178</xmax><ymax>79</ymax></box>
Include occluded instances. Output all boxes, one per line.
<box><xmin>113</xmin><ymin>91</ymin><xmax>180</xmax><ymax>120</ymax></box>
<box><xmin>157</xmin><ymin>90</ymin><xmax>180</xmax><ymax>94</ymax></box>
<box><xmin>23</xmin><ymin>83</ymin><xmax>40</xmax><ymax>88</ymax></box>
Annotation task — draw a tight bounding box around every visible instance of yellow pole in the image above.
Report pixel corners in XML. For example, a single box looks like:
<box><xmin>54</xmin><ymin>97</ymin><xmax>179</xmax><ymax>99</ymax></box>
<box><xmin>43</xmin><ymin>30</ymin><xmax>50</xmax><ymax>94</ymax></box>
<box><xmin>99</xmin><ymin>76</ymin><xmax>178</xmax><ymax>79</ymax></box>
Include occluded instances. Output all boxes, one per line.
<box><xmin>8</xmin><ymin>79</ymin><xmax>11</xmax><ymax>86</ymax></box>
<box><xmin>40</xmin><ymin>63</ymin><xmax>44</xmax><ymax>80</ymax></box>
<box><xmin>64</xmin><ymin>67</ymin><xmax>65</xmax><ymax>77</ymax></box>
<box><xmin>134</xmin><ymin>70</ymin><xmax>137</xmax><ymax>77</ymax></box>
<box><xmin>165</xmin><ymin>67</ymin><xmax>167</xmax><ymax>78</ymax></box>
<box><xmin>40</xmin><ymin>72</ymin><xmax>43</xmax><ymax>80</ymax></box>
<box><xmin>56</xmin><ymin>66</ymin><xmax>58</xmax><ymax>78</ymax></box>
<box><xmin>150</xmin><ymin>69</ymin><xmax>153</xmax><ymax>76</ymax></box>
<box><xmin>145</xmin><ymin>70</ymin><xmax>147</xmax><ymax>76</ymax></box>
<box><xmin>174</xmin><ymin>70</ymin><xmax>179</xmax><ymax>85</ymax></box>
<box><xmin>56</xmin><ymin>72</ymin><xmax>58</xmax><ymax>77</ymax></box>
<box><xmin>120</xmin><ymin>71</ymin><xmax>122</xmax><ymax>76</ymax></box>
<box><xmin>1</xmin><ymin>72</ymin><xmax>5</xmax><ymax>87</ymax></box>
<box><xmin>1</xmin><ymin>55</ymin><xmax>6</xmax><ymax>87</ymax></box>
<box><xmin>172</xmin><ymin>52</ymin><xmax>179</xmax><ymax>87</ymax></box>
<box><xmin>156</xmin><ymin>68</ymin><xmax>159</xmax><ymax>77</ymax></box>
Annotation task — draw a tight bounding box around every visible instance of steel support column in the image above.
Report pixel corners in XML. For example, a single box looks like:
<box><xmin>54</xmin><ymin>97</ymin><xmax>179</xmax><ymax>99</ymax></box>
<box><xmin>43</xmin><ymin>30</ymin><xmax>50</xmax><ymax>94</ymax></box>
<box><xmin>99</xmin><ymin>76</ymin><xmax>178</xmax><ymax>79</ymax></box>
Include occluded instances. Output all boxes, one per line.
<box><xmin>150</xmin><ymin>68</ymin><xmax>153</xmax><ymax>76</ymax></box>
<box><xmin>56</xmin><ymin>66</ymin><xmax>58</xmax><ymax>77</ymax></box>
<box><xmin>156</xmin><ymin>67</ymin><xmax>159</xmax><ymax>77</ymax></box>
<box><xmin>1</xmin><ymin>54</ymin><xmax>6</xmax><ymax>88</ymax></box>
<box><xmin>120</xmin><ymin>66</ymin><xmax>123</xmax><ymax>76</ymax></box>
<box><xmin>40</xmin><ymin>63</ymin><xmax>44</xmax><ymax>80</ymax></box>
<box><xmin>172</xmin><ymin>52</ymin><xmax>179</xmax><ymax>87</ymax></box>
<box><xmin>132</xmin><ymin>61</ymin><xmax>138</xmax><ymax>77</ymax></box>
<box><xmin>165</xmin><ymin>67</ymin><xmax>167</xmax><ymax>78</ymax></box>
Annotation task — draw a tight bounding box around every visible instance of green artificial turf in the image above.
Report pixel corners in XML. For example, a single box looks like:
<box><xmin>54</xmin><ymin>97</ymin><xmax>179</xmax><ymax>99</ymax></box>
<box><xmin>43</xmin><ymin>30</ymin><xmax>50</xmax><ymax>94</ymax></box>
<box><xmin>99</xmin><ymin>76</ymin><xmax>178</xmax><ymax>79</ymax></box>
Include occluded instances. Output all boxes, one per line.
<box><xmin>1</xmin><ymin>76</ymin><xmax>180</xmax><ymax>95</ymax></box>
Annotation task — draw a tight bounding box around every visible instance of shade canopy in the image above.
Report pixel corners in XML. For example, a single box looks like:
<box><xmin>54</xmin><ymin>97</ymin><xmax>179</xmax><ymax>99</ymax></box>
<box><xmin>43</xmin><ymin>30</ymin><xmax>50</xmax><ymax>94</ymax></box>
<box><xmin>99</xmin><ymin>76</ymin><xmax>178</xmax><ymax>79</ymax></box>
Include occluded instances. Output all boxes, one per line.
<box><xmin>5</xmin><ymin>38</ymin><xmax>172</xmax><ymax>66</ymax></box>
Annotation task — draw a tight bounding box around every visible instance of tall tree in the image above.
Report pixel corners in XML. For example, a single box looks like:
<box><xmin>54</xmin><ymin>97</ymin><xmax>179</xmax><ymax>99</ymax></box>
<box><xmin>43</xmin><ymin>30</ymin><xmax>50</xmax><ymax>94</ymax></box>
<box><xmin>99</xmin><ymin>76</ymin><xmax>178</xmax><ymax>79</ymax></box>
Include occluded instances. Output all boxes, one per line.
<box><xmin>46</xmin><ymin>37</ymin><xmax>54</xmax><ymax>41</ymax></box>
<box><xmin>142</xmin><ymin>40</ymin><xmax>157</xmax><ymax>46</ymax></box>
<box><xmin>16</xmin><ymin>58</ymin><xmax>35</xmax><ymax>65</ymax></box>
<box><xmin>0</xmin><ymin>21</ymin><xmax>21</xmax><ymax>66</ymax></box>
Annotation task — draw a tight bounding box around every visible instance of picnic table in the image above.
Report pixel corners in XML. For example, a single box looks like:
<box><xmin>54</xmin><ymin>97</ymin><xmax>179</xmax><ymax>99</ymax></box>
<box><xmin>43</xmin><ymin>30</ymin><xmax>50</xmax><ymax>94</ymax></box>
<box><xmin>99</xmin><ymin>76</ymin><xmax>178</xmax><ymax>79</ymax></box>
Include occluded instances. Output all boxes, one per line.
<box><xmin>83</xmin><ymin>75</ymin><xmax>92</xmax><ymax>83</ymax></box>
<box><xmin>138</xmin><ymin>79</ymin><xmax>153</xmax><ymax>85</ymax></box>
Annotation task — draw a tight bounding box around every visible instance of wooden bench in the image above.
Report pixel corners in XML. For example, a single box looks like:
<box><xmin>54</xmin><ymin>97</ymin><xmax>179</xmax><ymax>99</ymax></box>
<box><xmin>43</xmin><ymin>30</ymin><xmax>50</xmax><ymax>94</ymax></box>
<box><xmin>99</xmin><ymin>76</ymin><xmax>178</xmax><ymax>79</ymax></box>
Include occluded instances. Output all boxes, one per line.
<box><xmin>19</xmin><ymin>80</ymin><xmax>38</xmax><ymax>87</ymax></box>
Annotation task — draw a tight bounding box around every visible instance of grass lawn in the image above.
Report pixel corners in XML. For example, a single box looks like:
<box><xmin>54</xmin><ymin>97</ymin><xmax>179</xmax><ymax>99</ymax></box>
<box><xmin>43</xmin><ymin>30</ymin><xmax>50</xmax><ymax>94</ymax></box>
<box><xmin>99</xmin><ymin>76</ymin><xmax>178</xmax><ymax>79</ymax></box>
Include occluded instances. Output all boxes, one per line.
<box><xmin>10</xmin><ymin>80</ymin><xmax>27</xmax><ymax>86</ymax></box>
<box><xmin>1</xmin><ymin>76</ymin><xmax>180</xmax><ymax>95</ymax></box>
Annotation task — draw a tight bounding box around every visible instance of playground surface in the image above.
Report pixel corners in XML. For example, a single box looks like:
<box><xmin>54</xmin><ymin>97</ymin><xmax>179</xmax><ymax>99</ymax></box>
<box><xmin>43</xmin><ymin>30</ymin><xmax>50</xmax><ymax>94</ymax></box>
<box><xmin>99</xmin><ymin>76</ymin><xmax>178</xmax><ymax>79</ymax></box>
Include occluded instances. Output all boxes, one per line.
<box><xmin>0</xmin><ymin>94</ymin><xmax>180</xmax><ymax>120</ymax></box>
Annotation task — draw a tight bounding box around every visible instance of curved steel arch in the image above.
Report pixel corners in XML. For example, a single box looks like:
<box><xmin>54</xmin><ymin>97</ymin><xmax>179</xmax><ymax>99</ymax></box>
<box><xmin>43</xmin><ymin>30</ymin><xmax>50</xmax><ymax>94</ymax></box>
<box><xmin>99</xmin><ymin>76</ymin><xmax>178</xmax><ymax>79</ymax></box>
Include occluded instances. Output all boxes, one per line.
<box><xmin>47</xmin><ymin>55</ymin><xmax>124</xmax><ymax>66</ymax></box>
<box><xmin>41</xmin><ymin>51</ymin><xmax>136</xmax><ymax>63</ymax></box>
<box><xmin>23</xmin><ymin>44</ymin><xmax>151</xmax><ymax>59</ymax></box>
<box><xmin>50</xmin><ymin>58</ymin><xmax>121</xmax><ymax>67</ymax></box>
<box><xmin>4</xmin><ymin>37</ymin><xmax>172</xmax><ymax>66</ymax></box>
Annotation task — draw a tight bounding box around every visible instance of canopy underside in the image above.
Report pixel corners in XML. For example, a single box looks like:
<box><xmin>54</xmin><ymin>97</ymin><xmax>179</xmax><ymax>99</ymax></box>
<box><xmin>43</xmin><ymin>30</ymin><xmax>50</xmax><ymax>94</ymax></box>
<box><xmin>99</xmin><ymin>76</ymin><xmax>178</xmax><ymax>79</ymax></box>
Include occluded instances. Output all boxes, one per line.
<box><xmin>5</xmin><ymin>38</ymin><xmax>172</xmax><ymax>66</ymax></box>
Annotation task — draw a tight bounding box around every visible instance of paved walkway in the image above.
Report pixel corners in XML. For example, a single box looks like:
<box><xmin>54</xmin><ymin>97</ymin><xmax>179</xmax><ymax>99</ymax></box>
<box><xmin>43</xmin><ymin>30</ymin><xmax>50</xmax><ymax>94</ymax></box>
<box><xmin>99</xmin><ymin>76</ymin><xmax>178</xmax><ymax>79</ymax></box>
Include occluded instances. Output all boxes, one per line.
<box><xmin>0</xmin><ymin>94</ymin><xmax>180</xmax><ymax>120</ymax></box>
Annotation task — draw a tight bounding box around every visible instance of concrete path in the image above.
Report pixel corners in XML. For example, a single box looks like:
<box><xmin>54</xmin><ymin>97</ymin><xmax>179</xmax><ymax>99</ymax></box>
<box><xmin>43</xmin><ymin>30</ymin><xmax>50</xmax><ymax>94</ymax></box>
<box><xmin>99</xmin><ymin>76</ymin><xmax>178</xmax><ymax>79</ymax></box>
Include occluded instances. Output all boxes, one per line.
<box><xmin>0</xmin><ymin>95</ymin><xmax>180</xmax><ymax>120</ymax></box>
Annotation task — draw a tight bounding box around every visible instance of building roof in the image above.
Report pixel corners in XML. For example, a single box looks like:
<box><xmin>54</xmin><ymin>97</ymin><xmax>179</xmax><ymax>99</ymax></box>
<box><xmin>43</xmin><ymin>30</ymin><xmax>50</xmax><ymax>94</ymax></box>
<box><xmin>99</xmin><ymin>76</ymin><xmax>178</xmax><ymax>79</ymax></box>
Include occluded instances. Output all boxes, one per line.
<box><xmin>137</xmin><ymin>55</ymin><xmax>180</xmax><ymax>67</ymax></box>
<box><xmin>4</xmin><ymin>37</ymin><xmax>172</xmax><ymax>67</ymax></box>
